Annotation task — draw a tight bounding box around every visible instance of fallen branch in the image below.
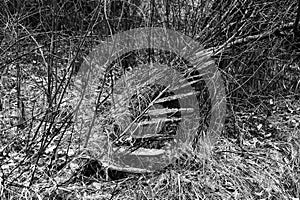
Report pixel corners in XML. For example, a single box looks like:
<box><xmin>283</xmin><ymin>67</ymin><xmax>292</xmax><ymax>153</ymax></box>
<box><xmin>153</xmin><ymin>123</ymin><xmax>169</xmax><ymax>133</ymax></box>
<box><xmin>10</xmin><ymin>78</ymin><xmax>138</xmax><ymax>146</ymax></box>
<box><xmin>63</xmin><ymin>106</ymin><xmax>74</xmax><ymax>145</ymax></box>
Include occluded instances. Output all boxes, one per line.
<box><xmin>210</xmin><ymin>22</ymin><xmax>294</xmax><ymax>55</ymax></box>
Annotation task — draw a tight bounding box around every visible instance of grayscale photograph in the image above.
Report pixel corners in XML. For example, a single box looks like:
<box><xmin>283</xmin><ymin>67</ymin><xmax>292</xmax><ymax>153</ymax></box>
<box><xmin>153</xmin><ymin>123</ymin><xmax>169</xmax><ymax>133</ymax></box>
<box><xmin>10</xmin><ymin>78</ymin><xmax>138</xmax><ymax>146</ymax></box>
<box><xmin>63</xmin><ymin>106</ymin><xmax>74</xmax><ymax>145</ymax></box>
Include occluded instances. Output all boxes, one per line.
<box><xmin>0</xmin><ymin>0</ymin><xmax>299</xmax><ymax>199</ymax></box>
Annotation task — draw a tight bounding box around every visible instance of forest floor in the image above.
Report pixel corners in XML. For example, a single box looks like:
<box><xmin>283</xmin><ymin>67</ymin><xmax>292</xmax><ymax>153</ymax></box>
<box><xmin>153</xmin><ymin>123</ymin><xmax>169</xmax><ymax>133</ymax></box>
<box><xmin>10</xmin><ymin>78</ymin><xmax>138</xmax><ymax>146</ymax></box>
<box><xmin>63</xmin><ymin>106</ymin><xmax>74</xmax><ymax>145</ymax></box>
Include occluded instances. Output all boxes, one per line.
<box><xmin>0</xmin><ymin>39</ymin><xmax>299</xmax><ymax>200</ymax></box>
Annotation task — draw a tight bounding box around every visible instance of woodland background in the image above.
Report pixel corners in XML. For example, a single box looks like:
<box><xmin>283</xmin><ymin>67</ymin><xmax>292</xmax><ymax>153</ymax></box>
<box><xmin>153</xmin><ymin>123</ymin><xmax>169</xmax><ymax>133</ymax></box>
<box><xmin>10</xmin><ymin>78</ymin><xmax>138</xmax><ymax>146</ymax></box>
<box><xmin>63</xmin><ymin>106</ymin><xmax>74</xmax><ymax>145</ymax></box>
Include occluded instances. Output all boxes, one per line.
<box><xmin>0</xmin><ymin>0</ymin><xmax>300</xmax><ymax>199</ymax></box>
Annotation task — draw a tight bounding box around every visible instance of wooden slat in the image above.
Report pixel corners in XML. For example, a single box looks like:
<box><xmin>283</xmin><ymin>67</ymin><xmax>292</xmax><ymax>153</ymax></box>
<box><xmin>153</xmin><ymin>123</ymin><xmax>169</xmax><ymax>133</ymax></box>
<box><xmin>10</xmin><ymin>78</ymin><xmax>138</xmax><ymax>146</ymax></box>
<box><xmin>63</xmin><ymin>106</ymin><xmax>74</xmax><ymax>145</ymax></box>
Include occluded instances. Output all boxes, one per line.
<box><xmin>113</xmin><ymin>147</ymin><xmax>166</xmax><ymax>156</ymax></box>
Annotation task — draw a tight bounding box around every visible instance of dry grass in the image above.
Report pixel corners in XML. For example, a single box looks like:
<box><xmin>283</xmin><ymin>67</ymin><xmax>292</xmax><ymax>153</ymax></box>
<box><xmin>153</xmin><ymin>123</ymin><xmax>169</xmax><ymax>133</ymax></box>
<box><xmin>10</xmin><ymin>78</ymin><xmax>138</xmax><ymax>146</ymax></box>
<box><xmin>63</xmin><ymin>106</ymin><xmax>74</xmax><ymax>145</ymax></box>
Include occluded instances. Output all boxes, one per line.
<box><xmin>1</xmin><ymin>121</ymin><xmax>299</xmax><ymax>199</ymax></box>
